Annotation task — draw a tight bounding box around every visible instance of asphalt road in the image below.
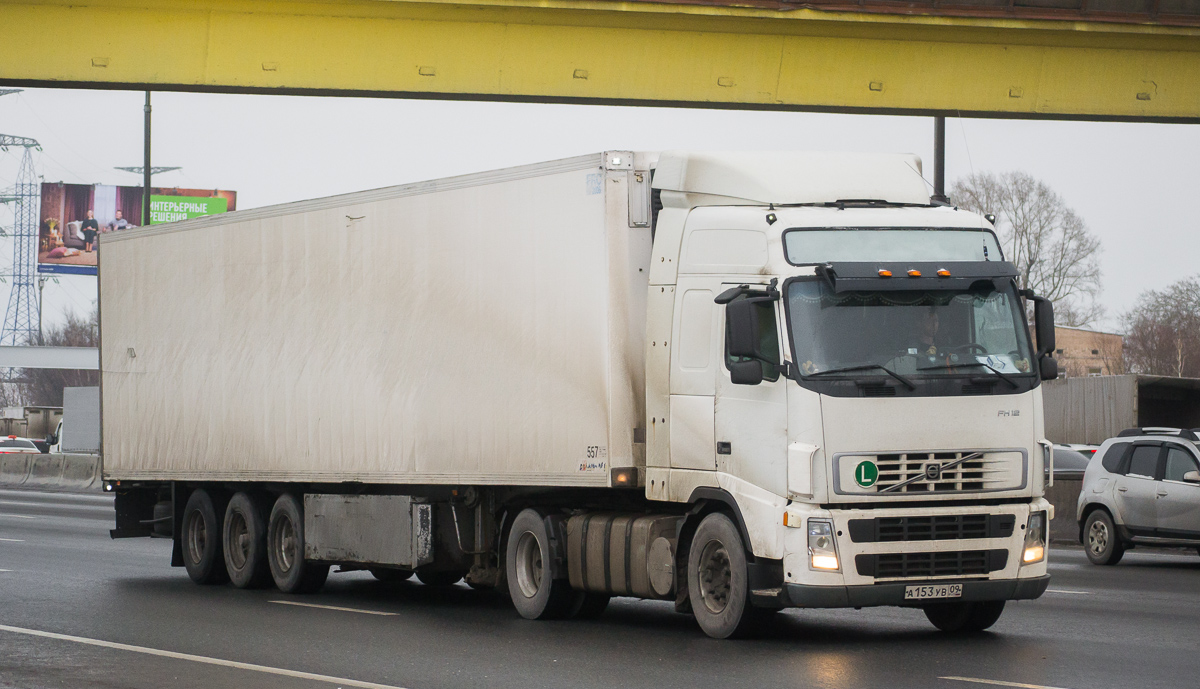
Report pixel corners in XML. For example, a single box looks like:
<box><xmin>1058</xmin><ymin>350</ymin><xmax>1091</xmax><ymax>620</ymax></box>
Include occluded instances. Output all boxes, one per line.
<box><xmin>2</xmin><ymin>488</ymin><xmax>1199</xmax><ymax>689</ymax></box>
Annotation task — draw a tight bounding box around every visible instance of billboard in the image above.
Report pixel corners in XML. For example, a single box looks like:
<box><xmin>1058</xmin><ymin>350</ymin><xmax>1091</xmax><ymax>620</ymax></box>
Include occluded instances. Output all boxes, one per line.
<box><xmin>38</xmin><ymin>184</ymin><xmax>237</xmax><ymax>276</ymax></box>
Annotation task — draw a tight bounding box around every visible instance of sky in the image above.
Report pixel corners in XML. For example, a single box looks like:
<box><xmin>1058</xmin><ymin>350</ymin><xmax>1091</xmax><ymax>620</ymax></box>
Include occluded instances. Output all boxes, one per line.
<box><xmin>1</xmin><ymin>86</ymin><xmax>1197</xmax><ymax>334</ymax></box>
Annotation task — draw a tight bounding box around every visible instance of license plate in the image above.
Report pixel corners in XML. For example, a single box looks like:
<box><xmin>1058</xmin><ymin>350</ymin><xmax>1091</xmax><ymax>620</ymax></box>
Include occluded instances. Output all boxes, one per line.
<box><xmin>904</xmin><ymin>583</ymin><xmax>963</xmax><ymax>600</ymax></box>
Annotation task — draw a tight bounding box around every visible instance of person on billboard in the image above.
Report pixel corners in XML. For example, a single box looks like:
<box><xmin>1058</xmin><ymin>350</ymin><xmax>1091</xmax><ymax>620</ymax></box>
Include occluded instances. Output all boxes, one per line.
<box><xmin>81</xmin><ymin>210</ymin><xmax>100</xmax><ymax>252</ymax></box>
<box><xmin>109</xmin><ymin>209</ymin><xmax>130</xmax><ymax>232</ymax></box>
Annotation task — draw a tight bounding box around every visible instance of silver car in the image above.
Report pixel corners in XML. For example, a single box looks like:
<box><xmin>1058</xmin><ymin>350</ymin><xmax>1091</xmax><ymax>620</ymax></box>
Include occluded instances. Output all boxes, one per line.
<box><xmin>1076</xmin><ymin>428</ymin><xmax>1200</xmax><ymax>565</ymax></box>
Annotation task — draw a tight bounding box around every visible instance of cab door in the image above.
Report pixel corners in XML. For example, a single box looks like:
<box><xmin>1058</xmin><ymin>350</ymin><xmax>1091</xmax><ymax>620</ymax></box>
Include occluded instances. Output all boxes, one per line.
<box><xmin>668</xmin><ymin>276</ymin><xmax>722</xmax><ymax>472</ymax></box>
<box><xmin>1157</xmin><ymin>445</ymin><xmax>1200</xmax><ymax>539</ymax></box>
<box><xmin>713</xmin><ymin>281</ymin><xmax>789</xmax><ymax>497</ymax></box>
<box><xmin>1113</xmin><ymin>443</ymin><xmax>1163</xmax><ymax>536</ymax></box>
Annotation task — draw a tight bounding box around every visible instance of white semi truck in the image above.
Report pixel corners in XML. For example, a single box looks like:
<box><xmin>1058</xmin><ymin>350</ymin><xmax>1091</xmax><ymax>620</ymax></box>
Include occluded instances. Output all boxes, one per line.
<box><xmin>101</xmin><ymin>151</ymin><xmax>1054</xmax><ymax>638</ymax></box>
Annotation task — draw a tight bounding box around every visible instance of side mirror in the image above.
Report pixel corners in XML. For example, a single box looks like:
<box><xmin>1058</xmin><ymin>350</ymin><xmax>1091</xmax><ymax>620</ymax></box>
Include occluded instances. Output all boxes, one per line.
<box><xmin>726</xmin><ymin>297</ymin><xmax>779</xmax><ymax>363</ymax></box>
<box><xmin>1183</xmin><ymin>470</ymin><xmax>1200</xmax><ymax>484</ymax></box>
<box><xmin>1039</xmin><ymin>355</ymin><xmax>1058</xmax><ymax>381</ymax></box>
<box><xmin>1031</xmin><ymin>295</ymin><xmax>1055</xmax><ymax>356</ymax></box>
<box><xmin>729</xmin><ymin>359</ymin><xmax>764</xmax><ymax>386</ymax></box>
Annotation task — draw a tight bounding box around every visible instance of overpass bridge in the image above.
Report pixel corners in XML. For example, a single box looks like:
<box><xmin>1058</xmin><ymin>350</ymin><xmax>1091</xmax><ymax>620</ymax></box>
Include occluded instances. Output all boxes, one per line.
<box><xmin>0</xmin><ymin>0</ymin><xmax>1198</xmax><ymax>121</ymax></box>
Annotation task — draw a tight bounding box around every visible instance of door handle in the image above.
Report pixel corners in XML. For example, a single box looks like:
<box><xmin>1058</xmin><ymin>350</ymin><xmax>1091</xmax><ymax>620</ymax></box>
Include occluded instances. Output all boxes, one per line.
<box><xmin>1117</xmin><ymin>487</ymin><xmax>1128</xmax><ymax>493</ymax></box>
<box><xmin>1157</xmin><ymin>490</ymin><xmax>1168</xmax><ymax>497</ymax></box>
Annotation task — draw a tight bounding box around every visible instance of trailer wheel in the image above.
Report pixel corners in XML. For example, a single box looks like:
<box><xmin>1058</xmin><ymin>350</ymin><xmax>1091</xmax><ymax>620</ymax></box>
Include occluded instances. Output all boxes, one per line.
<box><xmin>267</xmin><ymin>493</ymin><xmax>329</xmax><ymax>594</ymax></box>
<box><xmin>417</xmin><ymin>570</ymin><xmax>465</xmax><ymax>587</ymax></box>
<box><xmin>1084</xmin><ymin>510</ymin><xmax>1125</xmax><ymax>566</ymax></box>
<box><xmin>505</xmin><ymin>508</ymin><xmax>576</xmax><ymax>619</ymax></box>
<box><xmin>570</xmin><ymin>593</ymin><xmax>610</xmax><ymax>619</ymax></box>
<box><xmin>223</xmin><ymin>492</ymin><xmax>272</xmax><ymax>588</ymax></box>
<box><xmin>370</xmin><ymin>568</ymin><xmax>413</xmax><ymax>583</ymax></box>
<box><xmin>687</xmin><ymin>512</ymin><xmax>758</xmax><ymax>639</ymax></box>
<box><xmin>923</xmin><ymin>600</ymin><xmax>1006</xmax><ymax>632</ymax></box>
<box><xmin>182</xmin><ymin>488</ymin><xmax>229</xmax><ymax>585</ymax></box>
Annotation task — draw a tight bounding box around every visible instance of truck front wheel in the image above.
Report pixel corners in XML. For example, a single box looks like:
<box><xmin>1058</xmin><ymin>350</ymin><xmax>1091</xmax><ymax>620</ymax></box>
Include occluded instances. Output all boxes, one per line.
<box><xmin>505</xmin><ymin>508</ymin><xmax>577</xmax><ymax>619</ymax></box>
<box><xmin>687</xmin><ymin>512</ymin><xmax>758</xmax><ymax>639</ymax></box>
<box><xmin>267</xmin><ymin>493</ymin><xmax>329</xmax><ymax>594</ymax></box>
<box><xmin>923</xmin><ymin>600</ymin><xmax>1006</xmax><ymax>632</ymax></box>
<box><xmin>182</xmin><ymin>488</ymin><xmax>229</xmax><ymax>585</ymax></box>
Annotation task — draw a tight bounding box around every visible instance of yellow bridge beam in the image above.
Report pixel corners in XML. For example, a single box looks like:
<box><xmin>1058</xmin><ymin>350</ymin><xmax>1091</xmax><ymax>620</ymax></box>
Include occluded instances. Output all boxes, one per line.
<box><xmin>2</xmin><ymin>0</ymin><xmax>1199</xmax><ymax>121</ymax></box>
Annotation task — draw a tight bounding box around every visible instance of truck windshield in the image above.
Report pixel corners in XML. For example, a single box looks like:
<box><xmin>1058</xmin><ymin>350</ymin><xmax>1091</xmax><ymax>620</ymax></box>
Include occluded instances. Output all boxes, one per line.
<box><xmin>786</xmin><ymin>279</ymin><xmax>1035</xmax><ymax>380</ymax></box>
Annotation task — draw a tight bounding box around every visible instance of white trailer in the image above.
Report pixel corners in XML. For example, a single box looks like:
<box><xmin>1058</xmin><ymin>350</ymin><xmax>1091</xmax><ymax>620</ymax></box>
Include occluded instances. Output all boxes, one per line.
<box><xmin>101</xmin><ymin>151</ymin><xmax>1054</xmax><ymax>638</ymax></box>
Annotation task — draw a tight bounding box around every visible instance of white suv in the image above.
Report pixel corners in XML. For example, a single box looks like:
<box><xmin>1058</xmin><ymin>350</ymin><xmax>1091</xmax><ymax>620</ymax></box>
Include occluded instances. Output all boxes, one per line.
<box><xmin>1076</xmin><ymin>428</ymin><xmax>1200</xmax><ymax>565</ymax></box>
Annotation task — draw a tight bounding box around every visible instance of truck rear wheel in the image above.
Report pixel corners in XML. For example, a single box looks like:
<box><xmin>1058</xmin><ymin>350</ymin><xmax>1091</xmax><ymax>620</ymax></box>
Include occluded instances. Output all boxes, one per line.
<box><xmin>1084</xmin><ymin>510</ymin><xmax>1125</xmax><ymax>566</ymax></box>
<box><xmin>182</xmin><ymin>488</ymin><xmax>229</xmax><ymax>585</ymax></box>
<box><xmin>923</xmin><ymin>600</ymin><xmax>1006</xmax><ymax>632</ymax></box>
<box><xmin>505</xmin><ymin>508</ymin><xmax>577</xmax><ymax>619</ymax></box>
<box><xmin>687</xmin><ymin>512</ymin><xmax>757</xmax><ymax>639</ymax></box>
<box><xmin>223</xmin><ymin>492</ymin><xmax>272</xmax><ymax>588</ymax></box>
<box><xmin>267</xmin><ymin>493</ymin><xmax>329</xmax><ymax>594</ymax></box>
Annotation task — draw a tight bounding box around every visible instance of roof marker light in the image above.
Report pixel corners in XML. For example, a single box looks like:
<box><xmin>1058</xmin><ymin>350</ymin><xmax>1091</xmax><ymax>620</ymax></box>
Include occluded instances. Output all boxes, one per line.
<box><xmin>907</xmin><ymin>269</ymin><xmax>922</xmax><ymax>277</ymax></box>
<box><xmin>937</xmin><ymin>269</ymin><xmax>951</xmax><ymax>277</ymax></box>
<box><xmin>878</xmin><ymin>269</ymin><xmax>892</xmax><ymax>277</ymax></box>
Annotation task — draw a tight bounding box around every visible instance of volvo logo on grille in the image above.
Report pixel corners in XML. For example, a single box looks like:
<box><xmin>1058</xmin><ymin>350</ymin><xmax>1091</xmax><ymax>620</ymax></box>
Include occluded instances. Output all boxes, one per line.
<box><xmin>924</xmin><ymin>463</ymin><xmax>942</xmax><ymax>481</ymax></box>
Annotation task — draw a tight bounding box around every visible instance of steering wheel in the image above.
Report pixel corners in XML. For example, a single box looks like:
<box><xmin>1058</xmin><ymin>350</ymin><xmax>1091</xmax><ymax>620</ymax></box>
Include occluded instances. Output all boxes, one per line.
<box><xmin>947</xmin><ymin>343</ymin><xmax>987</xmax><ymax>355</ymax></box>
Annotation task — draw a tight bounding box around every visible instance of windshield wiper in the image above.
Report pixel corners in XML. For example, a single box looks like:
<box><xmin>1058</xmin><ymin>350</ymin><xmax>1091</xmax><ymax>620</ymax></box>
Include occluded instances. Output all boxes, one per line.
<box><xmin>807</xmin><ymin>364</ymin><xmax>915</xmax><ymax>390</ymax></box>
<box><xmin>917</xmin><ymin>361</ymin><xmax>1018</xmax><ymax>388</ymax></box>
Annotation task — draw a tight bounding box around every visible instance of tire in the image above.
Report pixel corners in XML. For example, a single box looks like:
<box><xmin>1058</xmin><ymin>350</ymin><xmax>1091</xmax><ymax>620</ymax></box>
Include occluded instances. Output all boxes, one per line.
<box><xmin>267</xmin><ymin>493</ymin><xmax>330</xmax><ymax>594</ymax></box>
<box><xmin>924</xmin><ymin>600</ymin><xmax>1006</xmax><ymax>632</ymax></box>
<box><xmin>181</xmin><ymin>488</ymin><xmax>229</xmax><ymax>585</ymax></box>
<box><xmin>223</xmin><ymin>492</ymin><xmax>272</xmax><ymax>589</ymax></box>
<box><xmin>505</xmin><ymin>508</ymin><xmax>578</xmax><ymax>620</ymax></box>
<box><xmin>417</xmin><ymin>570</ymin><xmax>465</xmax><ymax>587</ymax></box>
<box><xmin>570</xmin><ymin>593</ymin><xmax>610</xmax><ymax>620</ymax></box>
<box><xmin>687</xmin><ymin>512</ymin><xmax>757</xmax><ymax>639</ymax></box>
<box><xmin>1084</xmin><ymin>510</ymin><xmax>1125</xmax><ymax>566</ymax></box>
<box><xmin>370</xmin><ymin>568</ymin><xmax>413</xmax><ymax>583</ymax></box>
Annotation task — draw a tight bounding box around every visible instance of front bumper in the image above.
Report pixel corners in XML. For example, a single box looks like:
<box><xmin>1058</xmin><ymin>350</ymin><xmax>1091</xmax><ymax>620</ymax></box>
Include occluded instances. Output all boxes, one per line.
<box><xmin>782</xmin><ymin>574</ymin><xmax>1050</xmax><ymax>609</ymax></box>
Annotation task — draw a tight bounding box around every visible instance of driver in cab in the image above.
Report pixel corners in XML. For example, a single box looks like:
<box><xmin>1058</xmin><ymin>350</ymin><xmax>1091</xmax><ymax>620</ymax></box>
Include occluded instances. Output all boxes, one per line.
<box><xmin>911</xmin><ymin>308</ymin><xmax>939</xmax><ymax>357</ymax></box>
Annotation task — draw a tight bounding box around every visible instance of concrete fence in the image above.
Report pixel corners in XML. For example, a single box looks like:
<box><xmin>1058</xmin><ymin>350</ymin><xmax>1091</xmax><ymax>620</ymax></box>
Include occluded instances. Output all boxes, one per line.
<box><xmin>1046</xmin><ymin>476</ymin><xmax>1084</xmax><ymax>544</ymax></box>
<box><xmin>0</xmin><ymin>453</ymin><xmax>102</xmax><ymax>492</ymax></box>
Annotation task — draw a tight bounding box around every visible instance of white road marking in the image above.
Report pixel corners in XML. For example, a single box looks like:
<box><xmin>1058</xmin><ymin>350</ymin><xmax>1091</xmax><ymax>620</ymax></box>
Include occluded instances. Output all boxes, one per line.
<box><xmin>0</xmin><ymin>514</ymin><xmax>35</xmax><ymax>519</ymax></box>
<box><xmin>0</xmin><ymin>569</ymin><xmax>11</xmax><ymax>572</ymax></box>
<box><xmin>941</xmin><ymin>677</ymin><xmax>1072</xmax><ymax>689</ymax></box>
<box><xmin>0</xmin><ymin>624</ymin><xmax>409</xmax><ymax>689</ymax></box>
<box><xmin>0</xmin><ymin>538</ymin><xmax>24</xmax><ymax>542</ymax></box>
<box><xmin>1045</xmin><ymin>589</ymin><xmax>1090</xmax><ymax>595</ymax></box>
<box><xmin>269</xmin><ymin>600</ymin><xmax>397</xmax><ymax>616</ymax></box>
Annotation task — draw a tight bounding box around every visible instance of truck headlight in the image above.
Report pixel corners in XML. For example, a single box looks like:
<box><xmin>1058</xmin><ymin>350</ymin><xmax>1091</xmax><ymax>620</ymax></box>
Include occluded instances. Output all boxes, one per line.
<box><xmin>808</xmin><ymin>519</ymin><xmax>840</xmax><ymax>571</ymax></box>
<box><xmin>1022</xmin><ymin>511</ymin><xmax>1046</xmax><ymax>564</ymax></box>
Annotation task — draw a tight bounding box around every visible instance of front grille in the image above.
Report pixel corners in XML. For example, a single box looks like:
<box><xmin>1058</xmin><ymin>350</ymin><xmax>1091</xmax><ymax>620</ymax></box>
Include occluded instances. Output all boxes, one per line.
<box><xmin>855</xmin><ymin>549</ymin><xmax>1008</xmax><ymax>579</ymax></box>
<box><xmin>847</xmin><ymin>514</ymin><xmax>1015</xmax><ymax>543</ymax></box>
<box><xmin>838</xmin><ymin>450</ymin><xmax>1024</xmax><ymax>495</ymax></box>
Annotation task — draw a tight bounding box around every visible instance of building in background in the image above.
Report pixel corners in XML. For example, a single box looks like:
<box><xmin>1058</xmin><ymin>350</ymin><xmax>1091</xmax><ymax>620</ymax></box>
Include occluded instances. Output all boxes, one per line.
<box><xmin>1054</xmin><ymin>325</ymin><xmax>1124</xmax><ymax>377</ymax></box>
<box><xmin>37</xmin><ymin>183</ymin><xmax>236</xmax><ymax>276</ymax></box>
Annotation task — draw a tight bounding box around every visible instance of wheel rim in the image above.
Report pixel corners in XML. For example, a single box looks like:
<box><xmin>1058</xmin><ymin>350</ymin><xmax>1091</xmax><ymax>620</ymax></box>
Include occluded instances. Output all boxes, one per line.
<box><xmin>698</xmin><ymin>539</ymin><xmax>732</xmax><ymax>615</ymax></box>
<box><xmin>185</xmin><ymin>510</ymin><xmax>207</xmax><ymax>565</ymax></box>
<box><xmin>274</xmin><ymin>514</ymin><xmax>297</xmax><ymax>574</ymax></box>
<box><xmin>1088</xmin><ymin>519</ymin><xmax>1109</xmax><ymax>556</ymax></box>
<box><xmin>514</xmin><ymin>531</ymin><xmax>543</xmax><ymax>599</ymax></box>
<box><xmin>228</xmin><ymin>511</ymin><xmax>249</xmax><ymax>569</ymax></box>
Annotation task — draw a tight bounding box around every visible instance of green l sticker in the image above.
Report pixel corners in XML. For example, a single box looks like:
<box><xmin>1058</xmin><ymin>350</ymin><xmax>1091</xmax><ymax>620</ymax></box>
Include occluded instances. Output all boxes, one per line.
<box><xmin>854</xmin><ymin>460</ymin><xmax>879</xmax><ymax>488</ymax></box>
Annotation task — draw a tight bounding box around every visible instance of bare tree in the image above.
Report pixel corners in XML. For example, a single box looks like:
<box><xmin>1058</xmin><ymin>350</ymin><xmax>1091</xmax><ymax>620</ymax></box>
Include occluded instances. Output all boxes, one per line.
<box><xmin>951</xmin><ymin>172</ymin><xmax>1103</xmax><ymax>327</ymax></box>
<box><xmin>21</xmin><ymin>305</ymin><xmax>99</xmax><ymax>407</ymax></box>
<box><xmin>1122</xmin><ymin>277</ymin><xmax>1200</xmax><ymax>377</ymax></box>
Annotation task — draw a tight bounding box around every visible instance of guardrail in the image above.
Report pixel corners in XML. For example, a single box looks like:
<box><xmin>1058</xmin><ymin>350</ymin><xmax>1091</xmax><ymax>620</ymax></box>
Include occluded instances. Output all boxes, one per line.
<box><xmin>0</xmin><ymin>453</ymin><xmax>102</xmax><ymax>492</ymax></box>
